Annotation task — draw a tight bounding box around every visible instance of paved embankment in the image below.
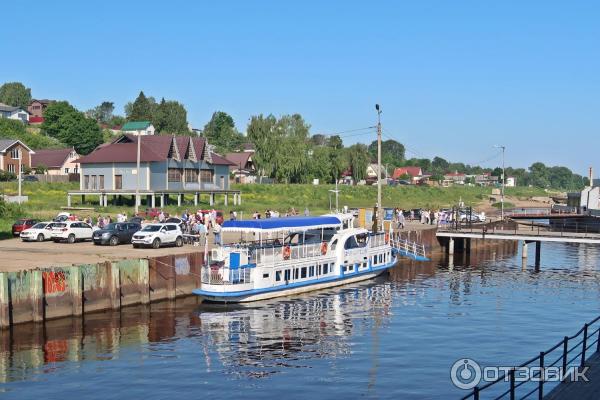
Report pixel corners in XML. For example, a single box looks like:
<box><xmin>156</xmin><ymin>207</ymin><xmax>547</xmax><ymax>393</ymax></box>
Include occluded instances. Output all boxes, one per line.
<box><xmin>545</xmin><ymin>352</ymin><xmax>600</xmax><ymax>400</ymax></box>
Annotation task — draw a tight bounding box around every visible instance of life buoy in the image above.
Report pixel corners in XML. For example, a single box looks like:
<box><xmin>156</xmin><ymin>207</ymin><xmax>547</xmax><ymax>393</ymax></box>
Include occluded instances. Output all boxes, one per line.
<box><xmin>320</xmin><ymin>241</ymin><xmax>328</xmax><ymax>255</ymax></box>
<box><xmin>283</xmin><ymin>245</ymin><xmax>291</xmax><ymax>260</ymax></box>
<box><xmin>384</xmin><ymin>233</ymin><xmax>390</xmax><ymax>244</ymax></box>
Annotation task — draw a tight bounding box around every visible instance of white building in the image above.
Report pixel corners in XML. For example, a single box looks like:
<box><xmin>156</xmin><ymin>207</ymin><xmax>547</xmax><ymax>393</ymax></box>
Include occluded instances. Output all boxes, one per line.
<box><xmin>505</xmin><ymin>176</ymin><xmax>516</xmax><ymax>187</ymax></box>
<box><xmin>0</xmin><ymin>103</ymin><xmax>29</xmax><ymax>123</ymax></box>
<box><xmin>121</xmin><ymin>121</ymin><xmax>155</xmax><ymax>136</ymax></box>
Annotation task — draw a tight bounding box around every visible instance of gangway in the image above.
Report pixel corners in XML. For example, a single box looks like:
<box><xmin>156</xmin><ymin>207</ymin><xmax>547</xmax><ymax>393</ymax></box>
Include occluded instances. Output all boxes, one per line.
<box><xmin>390</xmin><ymin>237</ymin><xmax>429</xmax><ymax>261</ymax></box>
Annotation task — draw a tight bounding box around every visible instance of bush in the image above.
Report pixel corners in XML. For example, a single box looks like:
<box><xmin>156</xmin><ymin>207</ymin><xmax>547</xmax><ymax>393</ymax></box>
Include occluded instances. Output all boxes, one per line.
<box><xmin>0</xmin><ymin>171</ymin><xmax>16</xmax><ymax>181</ymax></box>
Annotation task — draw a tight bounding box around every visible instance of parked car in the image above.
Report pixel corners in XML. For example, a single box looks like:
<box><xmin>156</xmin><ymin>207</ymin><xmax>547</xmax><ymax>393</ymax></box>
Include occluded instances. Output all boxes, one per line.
<box><xmin>20</xmin><ymin>222</ymin><xmax>55</xmax><ymax>242</ymax></box>
<box><xmin>50</xmin><ymin>221</ymin><xmax>93</xmax><ymax>243</ymax></box>
<box><xmin>22</xmin><ymin>175</ymin><xmax>39</xmax><ymax>182</ymax></box>
<box><xmin>93</xmin><ymin>222</ymin><xmax>142</xmax><ymax>246</ymax></box>
<box><xmin>128</xmin><ymin>216</ymin><xmax>144</xmax><ymax>225</ymax></box>
<box><xmin>53</xmin><ymin>212</ymin><xmax>72</xmax><ymax>222</ymax></box>
<box><xmin>131</xmin><ymin>223</ymin><xmax>184</xmax><ymax>249</ymax></box>
<box><xmin>12</xmin><ymin>218</ymin><xmax>39</xmax><ymax>236</ymax></box>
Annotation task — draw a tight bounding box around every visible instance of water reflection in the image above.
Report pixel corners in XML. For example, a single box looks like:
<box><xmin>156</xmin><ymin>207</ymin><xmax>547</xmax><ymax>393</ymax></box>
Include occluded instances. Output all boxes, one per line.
<box><xmin>4</xmin><ymin>240</ymin><xmax>600</xmax><ymax>399</ymax></box>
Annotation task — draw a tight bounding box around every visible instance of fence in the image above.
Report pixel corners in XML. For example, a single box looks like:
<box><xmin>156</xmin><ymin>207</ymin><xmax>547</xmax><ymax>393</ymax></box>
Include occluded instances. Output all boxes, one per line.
<box><xmin>32</xmin><ymin>173</ymin><xmax>80</xmax><ymax>183</ymax></box>
<box><xmin>438</xmin><ymin>221</ymin><xmax>600</xmax><ymax>238</ymax></box>
<box><xmin>460</xmin><ymin>316</ymin><xmax>600</xmax><ymax>400</ymax></box>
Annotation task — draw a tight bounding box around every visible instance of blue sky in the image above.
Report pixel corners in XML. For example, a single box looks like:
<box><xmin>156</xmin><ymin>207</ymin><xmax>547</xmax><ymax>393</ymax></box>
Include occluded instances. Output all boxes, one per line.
<box><xmin>2</xmin><ymin>1</ymin><xmax>598</xmax><ymax>174</ymax></box>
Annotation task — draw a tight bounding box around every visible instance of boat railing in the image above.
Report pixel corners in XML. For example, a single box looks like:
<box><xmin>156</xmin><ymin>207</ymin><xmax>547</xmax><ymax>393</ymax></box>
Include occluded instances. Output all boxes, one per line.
<box><xmin>201</xmin><ymin>264</ymin><xmax>253</xmax><ymax>285</ymax></box>
<box><xmin>246</xmin><ymin>241</ymin><xmax>330</xmax><ymax>266</ymax></box>
<box><xmin>390</xmin><ymin>237</ymin><xmax>427</xmax><ymax>259</ymax></box>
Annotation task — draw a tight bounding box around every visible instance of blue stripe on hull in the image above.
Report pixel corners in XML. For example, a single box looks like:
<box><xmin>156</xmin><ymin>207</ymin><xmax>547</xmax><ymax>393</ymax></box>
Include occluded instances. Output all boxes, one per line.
<box><xmin>193</xmin><ymin>258</ymin><xmax>397</xmax><ymax>302</ymax></box>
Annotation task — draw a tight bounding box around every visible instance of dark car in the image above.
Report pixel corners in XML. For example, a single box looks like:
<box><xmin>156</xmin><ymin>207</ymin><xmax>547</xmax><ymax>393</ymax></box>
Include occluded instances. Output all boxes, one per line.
<box><xmin>129</xmin><ymin>216</ymin><xmax>144</xmax><ymax>225</ymax></box>
<box><xmin>22</xmin><ymin>175</ymin><xmax>39</xmax><ymax>182</ymax></box>
<box><xmin>92</xmin><ymin>222</ymin><xmax>141</xmax><ymax>246</ymax></box>
<box><xmin>12</xmin><ymin>218</ymin><xmax>39</xmax><ymax>236</ymax></box>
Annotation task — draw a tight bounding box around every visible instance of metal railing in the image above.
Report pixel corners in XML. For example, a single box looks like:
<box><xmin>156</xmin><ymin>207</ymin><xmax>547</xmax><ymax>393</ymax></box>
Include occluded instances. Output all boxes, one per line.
<box><xmin>390</xmin><ymin>238</ymin><xmax>427</xmax><ymax>259</ymax></box>
<box><xmin>460</xmin><ymin>315</ymin><xmax>600</xmax><ymax>400</ymax></box>
<box><xmin>438</xmin><ymin>221</ymin><xmax>600</xmax><ymax>240</ymax></box>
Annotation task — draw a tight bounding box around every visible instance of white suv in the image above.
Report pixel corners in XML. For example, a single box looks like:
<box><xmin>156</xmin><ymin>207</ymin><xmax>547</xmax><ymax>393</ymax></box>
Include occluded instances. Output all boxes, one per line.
<box><xmin>51</xmin><ymin>221</ymin><xmax>93</xmax><ymax>243</ymax></box>
<box><xmin>131</xmin><ymin>223</ymin><xmax>184</xmax><ymax>249</ymax></box>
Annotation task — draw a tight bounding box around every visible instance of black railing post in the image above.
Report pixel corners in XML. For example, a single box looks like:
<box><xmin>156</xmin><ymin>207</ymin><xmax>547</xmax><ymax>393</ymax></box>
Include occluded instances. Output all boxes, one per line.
<box><xmin>473</xmin><ymin>386</ymin><xmax>480</xmax><ymax>400</ymax></box>
<box><xmin>562</xmin><ymin>336</ymin><xmax>569</xmax><ymax>377</ymax></box>
<box><xmin>581</xmin><ymin>323</ymin><xmax>588</xmax><ymax>368</ymax></box>
<box><xmin>539</xmin><ymin>352</ymin><xmax>545</xmax><ymax>400</ymax></box>
<box><xmin>509</xmin><ymin>368</ymin><xmax>515</xmax><ymax>400</ymax></box>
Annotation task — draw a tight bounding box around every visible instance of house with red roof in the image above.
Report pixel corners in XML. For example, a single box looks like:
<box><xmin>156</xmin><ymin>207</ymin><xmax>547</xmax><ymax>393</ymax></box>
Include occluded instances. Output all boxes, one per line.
<box><xmin>392</xmin><ymin>166</ymin><xmax>423</xmax><ymax>184</ymax></box>
<box><xmin>71</xmin><ymin>134</ymin><xmax>237</xmax><ymax>207</ymax></box>
<box><xmin>443</xmin><ymin>171</ymin><xmax>466</xmax><ymax>185</ymax></box>
<box><xmin>31</xmin><ymin>147</ymin><xmax>80</xmax><ymax>175</ymax></box>
<box><xmin>226</xmin><ymin>150</ymin><xmax>256</xmax><ymax>183</ymax></box>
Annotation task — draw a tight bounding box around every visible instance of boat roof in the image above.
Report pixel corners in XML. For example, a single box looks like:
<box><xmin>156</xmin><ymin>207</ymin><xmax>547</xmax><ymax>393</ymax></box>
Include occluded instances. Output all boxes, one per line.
<box><xmin>222</xmin><ymin>216</ymin><xmax>342</xmax><ymax>232</ymax></box>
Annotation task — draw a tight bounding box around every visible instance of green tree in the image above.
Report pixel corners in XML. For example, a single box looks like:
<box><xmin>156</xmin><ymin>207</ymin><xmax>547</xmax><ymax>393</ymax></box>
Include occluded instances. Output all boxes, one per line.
<box><xmin>432</xmin><ymin>156</ymin><xmax>449</xmax><ymax>172</ymax></box>
<box><xmin>273</xmin><ymin>114</ymin><xmax>311</xmax><ymax>183</ymax></box>
<box><xmin>0</xmin><ymin>119</ymin><xmax>63</xmax><ymax>149</ymax></box>
<box><xmin>202</xmin><ymin>111</ymin><xmax>243</xmax><ymax>152</ymax></box>
<box><xmin>87</xmin><ymin>101</ymin><xmax>114</xmax><ymax>123</ymax></box>
<box><xmin>247</xmin><ymin>114</ymin><xmax>278</xmax><ymax>179</ymax></box>
<box><xmin>0</xmin><ymin>82</ymin><xmax>31</xmax><ymax>109</ymax></box>
<box><xmin>126</xmin><ymin>91</ymin><xmax>156</xmax><ymax>121</ymax></box>
<box><xmin>528</xmin><ymin>162</ymin><xmax>549</xmax><ymax>188</ymax></box>
<box><xmin>42</xmin><ymin>101</ymin><xmax>103</xmax><ymax>155</ymax></box>
<box><xmin>34</xmin><ymin>164</ymin><xmax>48</xmax><ymax>174</ymax></box>
<box><xmin>368</xmin><ymin>139</ymin><xmax>405</xmax><ymax>167</ymax></box>
<box><xmin>346</xmin><ymin>143</ymin><xmax>370</xmax><ymax>183</ymax></box>
<box><xmin>154</xmin><ymin>98</ymin><xmax>189</xmax><ymax>134</ymax></box>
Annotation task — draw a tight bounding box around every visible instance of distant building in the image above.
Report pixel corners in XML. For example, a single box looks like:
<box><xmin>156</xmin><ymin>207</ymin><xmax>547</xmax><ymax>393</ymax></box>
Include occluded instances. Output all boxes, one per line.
<box><xmin>505</xmin><ymin>176</ymin><xmax>516</xmax><ymax>187</ymax></box>
<box><xmin>443</xmin><ymin>171</ymin><xmax>466</xmax><ymax>185</ymax></box>
<box><xmin>366</xmin><ymin>163</ymin><xmax>387</xmax><ymax>184</ymax></box>
<box><xmin>31</xmin><ymin>147</ymin><xmax>80</xmax><ymax>175</ymax></box>
<box><xmin>226</xmin><ymin>150</ymin><xmax>256</xmax><ymax>183</ymax></box>
<box><xmin>121</xmin><ymin>121</ymin><xmax>155</xmax><ymax>136</ymax></box>
<box><xmin>392</xmin><ymin>166</ymin><xmax>423</xmax><ymax>184</ymax></box>
<box><xmin>27</xmin><ymin>99</ymin><xmax>54</xmax><ymax>119</ymax></box>
<box><xmin>475</xmin><ymin>172</ymin><xmax>499</xmax><ymax>186</ymax></box>
<box><xmin>0</xmin><ymin>103</ymin><xmax>29</xmax><ymax>123</ymax></box>
<box><xmin>0</xmin><ymin>139</ymin><xmax>34</xmax><ymax>173</ymax></box>
<box><xmin>580</xmin><ymin>186</ymin><xmax>600</xmax><ymax>211</ymax></box>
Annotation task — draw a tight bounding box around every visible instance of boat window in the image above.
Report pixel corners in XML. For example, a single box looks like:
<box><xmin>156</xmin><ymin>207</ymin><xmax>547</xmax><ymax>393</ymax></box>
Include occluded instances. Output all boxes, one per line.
<box><xmin>263</xmin><ymin>273</ymin><xmax>269</xmax><ymax>279</ymax></box>
<box><xmin>309</xmin><ymin>266</ymin><xmax>315</xmax><ymax>277</ymax></box>
<box><xmin>294</xmin><ymin>269</ymin><xmax>299</xmax><ymax>280</ymax></box>
<box><xmin>284</xmin><ymin>270</ymin><xmax>291</xmax><ymax>281</ymax></box>
<box><xmin>276</xmin><ymin>271</ymin><xmax>282</xmax><ymax>281</ymax></box>
<box><xmin>322</xmin><ymin>264</ymin><xmax>327</xmax><ymax>274</ymax></box>
<box><xmin>379</xmin><ymin>254</ymin><xmax>383</xmax><ymax>263</ymax></box>
<box><xmin>344</xmin><ymin>234</ymin><xmax>368</xmax><ymax>250</ymax></box>
<box><xmin>301</xmin><ymin>267</ymin><xmax>307</xmax><ymax>279</ymax></box>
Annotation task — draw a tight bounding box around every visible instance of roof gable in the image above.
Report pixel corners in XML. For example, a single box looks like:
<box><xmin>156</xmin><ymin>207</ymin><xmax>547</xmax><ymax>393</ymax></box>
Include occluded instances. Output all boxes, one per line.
<box><xmin>0</xmin><ymin>139</ymin><xmax>34</xmax><ymax>154</ymax></box>
<box><xmin>31</xmin><ymin>148</ymin><xmax>76</xmax><ymax>168</ymax></box>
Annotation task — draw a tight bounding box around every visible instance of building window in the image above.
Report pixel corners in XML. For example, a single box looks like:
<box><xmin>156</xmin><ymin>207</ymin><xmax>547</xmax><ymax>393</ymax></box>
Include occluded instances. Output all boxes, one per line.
<box><xmin>7</xmin><ymin>164</ymin><xmax>15</xmax><ymax>173</ymax></box>
<box><xmin>200</xmin><ymin>169</ymin><xmax>213</xmax><ymax>183</ymax></box>
<box><xmin>115</xmin><ymin>175</ymin><xmax>122</xmax><ymax>190</ymax></box>
<box><xmin>10</xmin><ymin>148</ymin><xmax>19</xmax><ymax>159</ymax></box>
<box><xmin>64</xmin><ymin>168</ymin><xmax>69</xmax><ymax>174</ymax></box>
<box><xmin>99</xmin><ymin>175</ymin><xmax>105</xmax><ymax>190</ymax></box>
<box><xmin>91</xmin><ymin>175</ymin><xmax>97</xmax><ymax>190</ymax></box>
<box><xmin>84</xmin><ymin>175</ymin><xmax>89</xmax><ymax>189</ymax></box>
<box><xmin>185</xmin><ymin>169</ymin><xmax>198</xmax><ymax>183</ymax></box>
<box><xmin>168</xmin><ymin>168</ymin><xmax>181</xmax><ymax>182</ymax></box>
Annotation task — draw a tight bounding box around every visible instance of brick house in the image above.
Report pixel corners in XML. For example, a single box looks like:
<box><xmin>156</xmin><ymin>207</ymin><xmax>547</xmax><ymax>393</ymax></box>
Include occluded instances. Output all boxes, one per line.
<box><xmin>27</xmin><ymin>99</ymin><xmax>54</xmax><ymax>118</ymax></box>
<box><xmin>0</xmin><ymin>139</ymin><xmax>34</xmax><ymax>174</ymax></box>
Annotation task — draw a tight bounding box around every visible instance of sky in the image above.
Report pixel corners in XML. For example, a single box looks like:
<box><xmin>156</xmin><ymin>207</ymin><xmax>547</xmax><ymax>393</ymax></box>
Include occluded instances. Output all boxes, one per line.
<box><xmin>1</xmin><ymin>1</ymin><xmax>599</xmax><ymax>175</ymax></box>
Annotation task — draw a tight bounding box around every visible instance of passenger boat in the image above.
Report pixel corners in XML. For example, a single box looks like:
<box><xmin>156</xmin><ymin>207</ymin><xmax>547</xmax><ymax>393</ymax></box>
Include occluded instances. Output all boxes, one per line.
<box><xmin>193</xmin><ymin>214</ymin><xmax>399</xmax><ymax>303</ymax></box>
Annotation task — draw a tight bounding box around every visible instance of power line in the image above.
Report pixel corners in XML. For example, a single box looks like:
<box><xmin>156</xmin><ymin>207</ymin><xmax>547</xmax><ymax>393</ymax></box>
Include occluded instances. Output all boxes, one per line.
<box><xmin>319</xmin><ymin>126</ymin><xmax>376</xmax><ymax>138</ymax></box>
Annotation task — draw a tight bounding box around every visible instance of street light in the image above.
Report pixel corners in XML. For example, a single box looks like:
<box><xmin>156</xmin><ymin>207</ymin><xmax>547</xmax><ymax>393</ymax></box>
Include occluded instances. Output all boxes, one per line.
<box><xmin>494</xmin><ymin>145</ymin><xmax>506</xmax><ymax>220</ymax></box>
<box><xmin>375</xmin><ymin>104</ymin><xmax>382</xmax><ymax>231</ymax></box>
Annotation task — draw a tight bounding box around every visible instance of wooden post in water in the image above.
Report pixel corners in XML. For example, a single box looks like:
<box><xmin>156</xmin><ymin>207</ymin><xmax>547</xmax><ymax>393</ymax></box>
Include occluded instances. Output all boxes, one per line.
<box><xmin>0</xmin><ymin>273</ymin><xmax>9</xmax><ymax>328</ymax></box>
<box><xmin>109</xmin><ymin>262</ymin><xmax>121</xmax><ymax>309</ymax></box>
<box><xmin>535</xmin><ymin>241</ymin><xmax>541</xmax><ymax>270</ymax></box>
<box><xmin>69</xmin><ymin>266</ymin><xmax>82</xmax><ymax>316</ymax></box>
<box><xmin>139</xmin><ymin>259</ymin><xmax>150</xmax><ymax>304</ymax></box>
<box><xmin>448</xmin><ymin>237</ymin><xmax>454</xmax><ymax>255</ymax></box>
<box><xmin>30</xmin><ymin>270</ymin><xmax>44</xmax><ymax>322</ymax></box>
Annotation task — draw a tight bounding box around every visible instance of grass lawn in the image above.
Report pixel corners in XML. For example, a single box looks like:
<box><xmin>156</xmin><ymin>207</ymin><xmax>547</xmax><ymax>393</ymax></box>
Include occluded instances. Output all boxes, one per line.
<box><xmin>0</xmin><ymin>181</ymin><xmax>549</xmax><ymax>238</ymax></box>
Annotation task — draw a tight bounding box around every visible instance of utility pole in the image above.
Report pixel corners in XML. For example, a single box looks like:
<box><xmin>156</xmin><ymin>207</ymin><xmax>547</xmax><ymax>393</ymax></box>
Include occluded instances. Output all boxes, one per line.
<box><xmin>376</xmin><ymin>104</ymin><xmax>383</xmax><ymax>231</ymax></box>
<box><xmin>494</xmin><ymin>145</ymin><xmax>506</xmax><ymax>220</ymax></box>
<box><xmin>135</xmin><ymin>134</ymin><xmax>141</xmax><ymax>214</ymax></box>
<box><xmin>17</xmin><ymin>148</ymin><xmax>22</xmax><ymax>204</ymax></box>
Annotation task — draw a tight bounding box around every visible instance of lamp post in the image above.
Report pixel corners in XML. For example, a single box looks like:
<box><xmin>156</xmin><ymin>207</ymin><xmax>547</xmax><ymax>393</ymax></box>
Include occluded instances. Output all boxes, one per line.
<box><xmin>17</xmin><ymin>148</ymin><xmax>22</xmax><ymax>204</ymax></box>
<box><xmin>135</xmin><ymin>133</ymin><xmax>141</xmax><ymax>214</ymax></box>
<box><xmin>494</xmin><ymin>145</ymin><xmax>506</xmax><ymax>220</ymax></box>
<box><xmin>375</xmin><ymin>104</ymin><xmax>383</xmax><ymax>231</ymax></box>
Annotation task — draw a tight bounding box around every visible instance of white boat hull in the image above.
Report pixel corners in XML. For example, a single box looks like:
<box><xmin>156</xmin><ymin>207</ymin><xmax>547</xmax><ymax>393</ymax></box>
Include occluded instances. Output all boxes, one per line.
<box><xmin>194</xmin><ymin>262</ymin><xmax>395</xmax><ymax>303</ymax></box>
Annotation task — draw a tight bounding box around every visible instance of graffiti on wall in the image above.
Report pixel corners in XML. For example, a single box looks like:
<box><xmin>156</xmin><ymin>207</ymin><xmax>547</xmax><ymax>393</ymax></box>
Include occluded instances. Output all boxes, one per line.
<box><xmin>43</xmin><ymin>271</ymin><xmax>68</xmax><ymax>294</ymax></box>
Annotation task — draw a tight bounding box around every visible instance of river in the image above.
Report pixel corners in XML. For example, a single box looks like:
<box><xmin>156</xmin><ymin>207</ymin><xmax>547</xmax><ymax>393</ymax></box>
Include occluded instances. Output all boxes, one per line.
<box><xmin>1</xmin><ymin>241</ymin><xmax>599</xmax><ymax>399</ymax></box>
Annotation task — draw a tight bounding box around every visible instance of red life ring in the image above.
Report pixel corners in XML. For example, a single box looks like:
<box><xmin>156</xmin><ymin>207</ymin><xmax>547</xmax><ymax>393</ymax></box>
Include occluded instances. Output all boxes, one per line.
<box><xmin>384</xmin><ymin>233</ymin><xmax>390</xmax><ymax>244</ymax></box>
<box><xmin>320</xmin><ymin>241</ymin><xmax>328</xmax><ymax>255</ymax></box>
<box><xmin>283</xmin><ymin>245</ymin><xmax>291</xmax><ymax>260</ymax></box>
